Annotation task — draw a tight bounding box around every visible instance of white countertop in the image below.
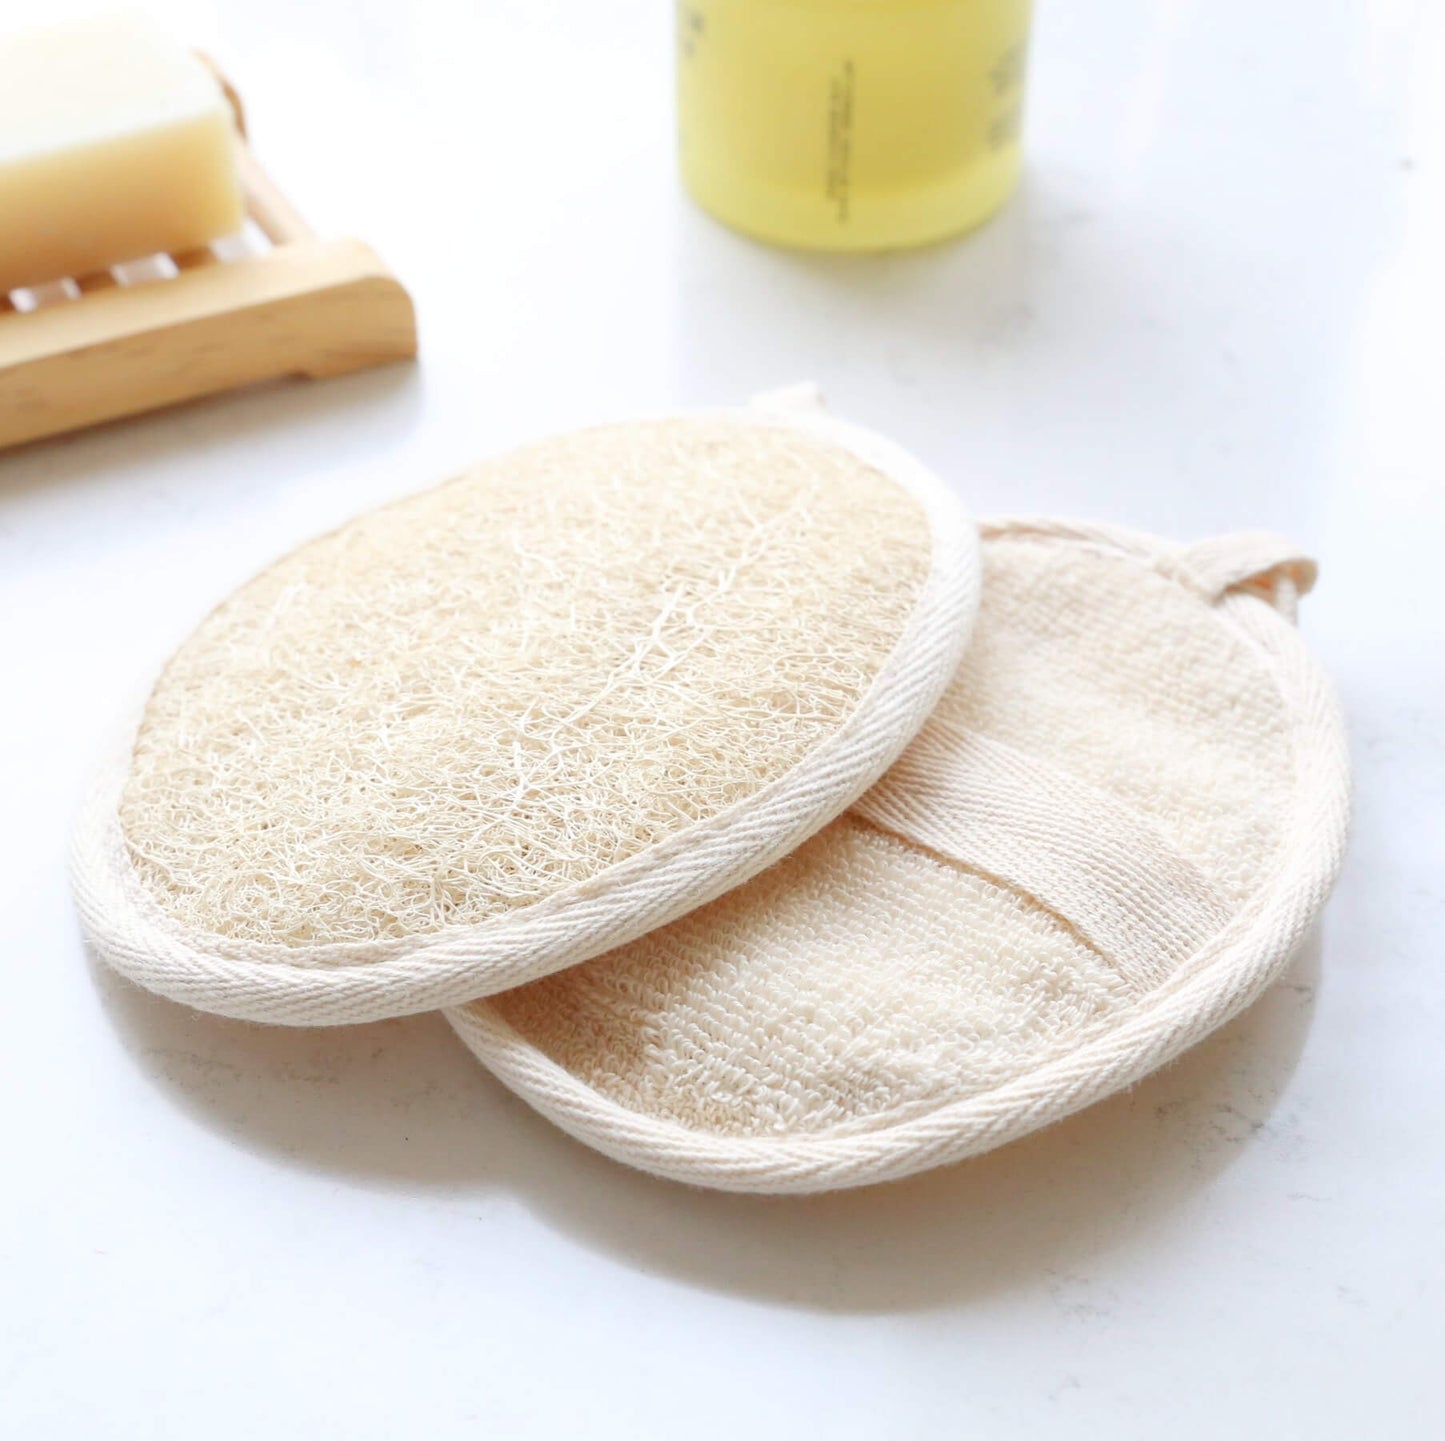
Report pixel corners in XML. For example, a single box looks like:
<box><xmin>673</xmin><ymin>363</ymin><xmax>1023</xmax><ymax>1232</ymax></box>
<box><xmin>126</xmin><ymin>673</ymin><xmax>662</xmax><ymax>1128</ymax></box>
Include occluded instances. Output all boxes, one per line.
<box><xmin>2</xmin><ymin>2</ymin><xmax>1441</xmax><ymax>1436</ymax></box>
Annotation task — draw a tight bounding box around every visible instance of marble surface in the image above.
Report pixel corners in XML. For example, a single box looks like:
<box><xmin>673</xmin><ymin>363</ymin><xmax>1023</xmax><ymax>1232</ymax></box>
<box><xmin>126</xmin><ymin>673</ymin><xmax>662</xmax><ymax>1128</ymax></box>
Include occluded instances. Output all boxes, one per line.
<box><xmin>1</xmin><ymin>2</ymin><xmax>1440</xmax><ymax>1436</ymax></box>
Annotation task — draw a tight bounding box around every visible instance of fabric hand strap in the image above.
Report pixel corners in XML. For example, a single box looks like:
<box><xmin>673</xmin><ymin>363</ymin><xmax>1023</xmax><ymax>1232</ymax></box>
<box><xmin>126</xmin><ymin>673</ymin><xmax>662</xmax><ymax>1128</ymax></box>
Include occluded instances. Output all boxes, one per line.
<box><xmin>854</xmin><ymin>720</ymin><xmax>1231</xmax><ymax>994</ymax></box>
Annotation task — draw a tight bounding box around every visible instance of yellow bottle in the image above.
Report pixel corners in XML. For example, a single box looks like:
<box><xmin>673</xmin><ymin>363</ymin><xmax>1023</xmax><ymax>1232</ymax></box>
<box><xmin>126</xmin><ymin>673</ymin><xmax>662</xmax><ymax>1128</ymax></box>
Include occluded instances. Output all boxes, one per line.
<box><xmin>677</xmin><ymin>0</ymin><xmax>1032</xmax><ymax>251</ymax></box>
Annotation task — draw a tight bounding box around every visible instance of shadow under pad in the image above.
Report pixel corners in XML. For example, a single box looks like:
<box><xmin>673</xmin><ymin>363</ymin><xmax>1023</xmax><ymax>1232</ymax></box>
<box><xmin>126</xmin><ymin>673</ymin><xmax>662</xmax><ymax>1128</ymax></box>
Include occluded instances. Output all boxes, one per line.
<box><xmin>92</xmin><ymin>934</ymin><xmax>1320</xmax><ymax>1315</ymax></box>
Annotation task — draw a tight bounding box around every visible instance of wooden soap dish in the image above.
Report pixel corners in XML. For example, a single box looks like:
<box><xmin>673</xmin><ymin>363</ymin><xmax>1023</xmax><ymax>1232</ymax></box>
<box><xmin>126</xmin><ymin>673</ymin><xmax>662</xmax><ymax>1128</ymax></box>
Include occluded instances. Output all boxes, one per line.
<box><xmin>0</xmin><ymin>64</ymin><xmax>417</xmax><ymax>451</ymax></box>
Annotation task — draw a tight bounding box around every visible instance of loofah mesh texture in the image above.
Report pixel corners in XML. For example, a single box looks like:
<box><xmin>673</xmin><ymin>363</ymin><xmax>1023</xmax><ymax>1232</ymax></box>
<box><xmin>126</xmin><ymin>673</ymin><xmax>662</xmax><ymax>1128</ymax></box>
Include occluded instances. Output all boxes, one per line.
<box><xmin>72</xmin><ymin>406</ymin><xmax>980</xmax><ymax>1025</ymax></box>
<box><xmin>120</xmin><ymin>419</ymin><xmax>933</xmax><ymax>946</ymax></box>
<box><xmin>449</xmin><ymin>519</ymin><xmax>1350</xmax><ymax>1192</ymax></box>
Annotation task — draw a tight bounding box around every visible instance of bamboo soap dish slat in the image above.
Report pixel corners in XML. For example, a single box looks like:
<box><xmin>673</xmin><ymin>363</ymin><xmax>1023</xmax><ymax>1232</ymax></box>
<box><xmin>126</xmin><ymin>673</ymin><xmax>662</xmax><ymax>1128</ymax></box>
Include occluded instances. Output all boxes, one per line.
<box><xmin>0</xmin><ymin>68</ymin><xmax>416</xmax><ymax>451</ymax></box>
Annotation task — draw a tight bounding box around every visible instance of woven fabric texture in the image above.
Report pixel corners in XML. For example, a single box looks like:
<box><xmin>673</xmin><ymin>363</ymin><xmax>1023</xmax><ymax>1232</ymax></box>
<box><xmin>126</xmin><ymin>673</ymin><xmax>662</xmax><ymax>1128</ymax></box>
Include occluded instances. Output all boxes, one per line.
<box><xmin>71</xmin><ymin>407</ymin><xmax>979</xmax><ymax>1025</ymax></box>
<box><xmin>448</xmin><ymin>519</ymin><xmax>1350</xmax><ymax>1193</ymax></box>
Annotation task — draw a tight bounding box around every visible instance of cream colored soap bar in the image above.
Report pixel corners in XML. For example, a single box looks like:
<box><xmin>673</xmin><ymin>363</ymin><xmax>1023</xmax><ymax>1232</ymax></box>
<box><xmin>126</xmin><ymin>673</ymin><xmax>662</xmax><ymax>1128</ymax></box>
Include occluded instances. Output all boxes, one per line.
<box><xmin>0</xmin><ymin>12</ymin><xmax>244</xmax><ymax>294</ymax></box>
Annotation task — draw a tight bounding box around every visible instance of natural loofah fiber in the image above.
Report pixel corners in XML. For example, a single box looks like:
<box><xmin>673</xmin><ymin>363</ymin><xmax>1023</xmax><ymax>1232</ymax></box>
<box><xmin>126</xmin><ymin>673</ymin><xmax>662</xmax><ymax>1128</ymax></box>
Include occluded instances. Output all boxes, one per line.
<box><xmin>120</xmin><ymin>419</ymin><xmax>935</xmax><ymax>946</ymax></box>
<box><xmin>72</xmin><ymin>404</ymin><xmax>980</xmax><ymax>1025</ymax></box>
<box><xmin>448</xmin><ymin>519</ymin><xmax>1349</xmax><ymax>1193</ymax></box>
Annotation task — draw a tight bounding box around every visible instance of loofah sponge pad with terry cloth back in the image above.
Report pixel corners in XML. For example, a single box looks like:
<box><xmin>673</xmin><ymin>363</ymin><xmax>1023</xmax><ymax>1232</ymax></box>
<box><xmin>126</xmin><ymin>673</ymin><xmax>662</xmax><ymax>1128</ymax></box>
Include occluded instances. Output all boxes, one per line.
<box><xmin>71</xmin><ymin>402</ymin><xmax>980</xmax><ymax>1025</ymax></box>
<box><xmin>448</xmin><ymin>518</ymin><xmax>1350</xmax><ymax>1193</ymax></box>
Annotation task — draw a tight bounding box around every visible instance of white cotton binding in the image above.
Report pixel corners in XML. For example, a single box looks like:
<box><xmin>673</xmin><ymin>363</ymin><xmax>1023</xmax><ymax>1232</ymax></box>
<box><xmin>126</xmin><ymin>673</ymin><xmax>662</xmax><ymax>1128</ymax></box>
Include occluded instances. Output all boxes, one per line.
<box><xmin>447</xmin><ymin>518</ymin><xmax>1350</xmax><ymax>1194</ymax></box>
<box><xmin>70</xmin><ymin>400</ymin><xmax>980</xmax><ymax>1025</ymax></box>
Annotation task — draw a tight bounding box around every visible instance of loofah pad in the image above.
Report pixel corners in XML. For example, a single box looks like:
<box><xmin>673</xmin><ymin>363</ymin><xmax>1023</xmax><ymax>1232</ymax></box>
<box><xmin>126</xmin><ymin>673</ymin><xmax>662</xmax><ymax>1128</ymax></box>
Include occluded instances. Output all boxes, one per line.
<box><xmin>448</xmin><ymin>519</ymin><xmax>1350</xmax><ymax>1194</ymax></box>
<box><xmin>72</xmin><ymin>403</ymin><xmax>979</xmax><ymax>1025</ymax></box>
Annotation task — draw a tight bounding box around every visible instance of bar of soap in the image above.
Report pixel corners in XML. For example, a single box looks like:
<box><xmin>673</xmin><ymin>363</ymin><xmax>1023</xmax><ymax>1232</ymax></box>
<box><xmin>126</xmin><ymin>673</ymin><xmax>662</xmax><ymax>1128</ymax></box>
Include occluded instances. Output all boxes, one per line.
<box><xmin>0</xmin><ymin>12</ymin><xmax>244</xmax><ymax>294</ymax></box>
